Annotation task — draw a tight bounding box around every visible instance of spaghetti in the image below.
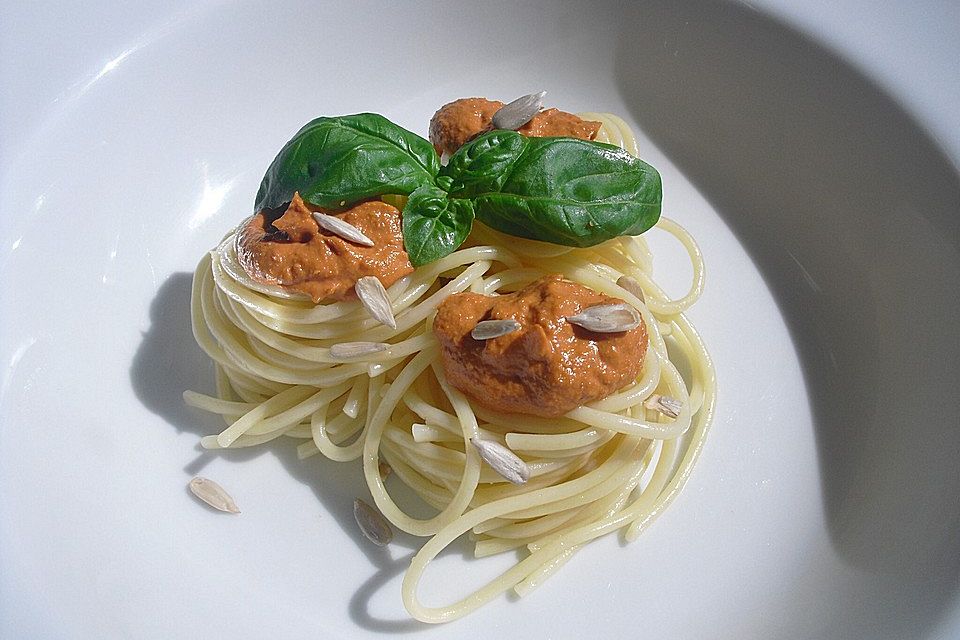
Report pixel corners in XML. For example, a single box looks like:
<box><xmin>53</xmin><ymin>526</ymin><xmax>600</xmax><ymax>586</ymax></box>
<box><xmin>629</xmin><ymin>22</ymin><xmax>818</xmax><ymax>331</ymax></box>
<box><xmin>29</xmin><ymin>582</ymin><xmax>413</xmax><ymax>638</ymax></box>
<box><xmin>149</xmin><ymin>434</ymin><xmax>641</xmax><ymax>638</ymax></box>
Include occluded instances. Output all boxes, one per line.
<box><xmin>186</xmin><ymin>113</ymin><xmax>716</xmax><ymax>623</ymax></box>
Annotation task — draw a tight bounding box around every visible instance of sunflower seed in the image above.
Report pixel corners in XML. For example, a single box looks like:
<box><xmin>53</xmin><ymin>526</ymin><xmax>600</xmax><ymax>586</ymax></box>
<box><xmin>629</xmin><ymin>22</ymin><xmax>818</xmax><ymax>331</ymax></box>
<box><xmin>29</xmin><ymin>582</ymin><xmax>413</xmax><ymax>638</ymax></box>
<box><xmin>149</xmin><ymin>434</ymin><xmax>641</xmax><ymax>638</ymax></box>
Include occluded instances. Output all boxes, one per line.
<box><xmin>411</xmin><ymin>423</ymin><xmax>433</xmax><ymax>442</ymax></box>
<box><xmin>329</xmin><ymin>341</ymin><xmax>389</xmax><ymax>359</ymax></box>
<box><xmin>188</xmin><ymin>476</ymin><xmax>240</xmax><ymax>514</ymax></box>
<box><xmin>566</xmin><ymin>303</ymin><xmax>640</xmax><ymax>333</ymax></box>
<box><xmin>355</xmin><ymin>276</ymin><xmax>397</xmax><ymax>329</ymax></box>
<box><xmin>378</xmin><ymin>461</ymin><xmax>392</xmax><ymax>480</ymax></box>
<box><xmin>644</xmin><ymin>394</ymin><xmax>683</xmax><ymax>419</ymax></box>
<box><xmin>616</xmin><ymin>275</ymin><xmax>646</xmax><ymax>304</ymax></box>
<box><xmin>470</xmin><ymin>438</ymin><xmax>530</xmax><ymax>485</ymax></box>
<box><xmin>492</xmin><ymin>90</ymin><xmax>547</xmax><ymax>131</ymax></box>
<box><xmin>471</xmin><ymin>318</ymin><xmax>522</xmax><ymax>340</ymax></box>
<box><xmin>312</xmin><ymin>212</ymin><xmax>374</xmax><ymax>247</ymax></box>
<box><xmin>353</xmin><ymin>498</ymin><xmax>393</xmax><ymax>546</ymax></box>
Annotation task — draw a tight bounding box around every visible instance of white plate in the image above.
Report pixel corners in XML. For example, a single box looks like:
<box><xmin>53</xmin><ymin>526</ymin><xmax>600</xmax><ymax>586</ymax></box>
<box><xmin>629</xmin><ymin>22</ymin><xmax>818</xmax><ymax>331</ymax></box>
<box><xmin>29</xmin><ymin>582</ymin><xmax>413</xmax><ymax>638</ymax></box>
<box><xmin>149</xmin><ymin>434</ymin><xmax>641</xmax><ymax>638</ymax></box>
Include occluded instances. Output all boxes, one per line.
<box><xmin>2</xmin><ymin>2</ymin><xmax>958</xmax><ymax>638</ymax></box>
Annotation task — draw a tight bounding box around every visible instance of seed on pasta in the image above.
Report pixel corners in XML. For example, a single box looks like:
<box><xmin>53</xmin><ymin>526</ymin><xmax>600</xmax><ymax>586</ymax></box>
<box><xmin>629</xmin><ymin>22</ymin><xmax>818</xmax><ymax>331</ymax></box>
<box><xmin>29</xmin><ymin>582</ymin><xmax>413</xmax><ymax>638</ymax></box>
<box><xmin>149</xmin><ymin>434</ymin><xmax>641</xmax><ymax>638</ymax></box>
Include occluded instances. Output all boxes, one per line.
<box><xmin>355</xmin><ymin>276</ymin><xmax>397</xmax><ymax>329</ymax></box>
<box><xmin>378</xmin><ymin>461</ymin><xmax>392</xmax><ymax>480</ymax></box>
<box><xmin>470</xmin><ymin>438</ymin><xmax>530</xmax><ymax>485</ymax></box>
<box><xmin>329</xmin><ymin>341</ymin><xmax>389</xmax><ymax>359</ymax></box>
<box><xmin>565</xmin><ymin>303</ymin><xmax>640</xmax><ymax>333</ymax></box>
<box><xmin>470</xmin><ymin>319</ymin><xmax>521</xmax><ymax>340</ymax></box>
<box><xmin>616</xmin><ymin>275</ymin><xmax>646</xmax><ymax>304</ymax></box>
<box><xmin>644</xmin><ymin>394</ymin><xmax>682</xmax><ymax>419</ymax></box>
<box><xmin>311</xmin><ymin>211</ymin><xmax>375</xmax><ymax>246</ymax></box>
<box><xmin>492</xmin><ymin>90</ymin><xmax>546</xmax><ymax>131</ymax></box>
<box><xmin>188</xmin><ymin>476</ymin><xmax>240</xmax><ymax>514</ymax></box>
<box><xmin>354</xmin><ymin>498</ymin><xmax>393</xmax><ymax>546</ymax></box>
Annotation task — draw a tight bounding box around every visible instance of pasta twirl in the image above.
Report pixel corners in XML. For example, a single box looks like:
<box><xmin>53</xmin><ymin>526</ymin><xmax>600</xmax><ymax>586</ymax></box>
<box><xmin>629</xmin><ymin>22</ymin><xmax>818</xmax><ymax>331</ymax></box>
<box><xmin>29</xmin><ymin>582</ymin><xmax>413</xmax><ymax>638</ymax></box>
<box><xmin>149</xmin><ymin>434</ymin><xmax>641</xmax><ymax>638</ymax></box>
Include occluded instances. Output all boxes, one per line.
<box><xmin>187</xmin><ymin>113</ymin><xmax>716</xmax><ymax>623</ymax></box>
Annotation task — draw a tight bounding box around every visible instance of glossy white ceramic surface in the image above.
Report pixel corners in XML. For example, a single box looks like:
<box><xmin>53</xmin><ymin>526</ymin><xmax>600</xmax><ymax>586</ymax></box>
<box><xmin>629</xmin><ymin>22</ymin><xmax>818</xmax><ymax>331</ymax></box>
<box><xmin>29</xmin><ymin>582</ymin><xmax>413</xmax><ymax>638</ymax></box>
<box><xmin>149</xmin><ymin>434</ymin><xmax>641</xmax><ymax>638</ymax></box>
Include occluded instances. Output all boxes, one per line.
<box><xmin>1</xmin><ymin>2</ymin><xmax>958</xmax><ymax>638</ymax></box>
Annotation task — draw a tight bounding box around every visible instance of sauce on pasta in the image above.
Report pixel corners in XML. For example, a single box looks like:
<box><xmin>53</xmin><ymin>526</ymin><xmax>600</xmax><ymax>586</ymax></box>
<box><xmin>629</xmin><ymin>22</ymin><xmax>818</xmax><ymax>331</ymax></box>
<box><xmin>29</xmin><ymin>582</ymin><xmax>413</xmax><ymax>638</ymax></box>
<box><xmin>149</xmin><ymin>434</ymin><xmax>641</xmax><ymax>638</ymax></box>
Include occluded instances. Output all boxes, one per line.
<box><xmin>237</xmin><ymin>192</ymin><xmax>412</xmax><ymax>302</ymax></box>
<box><xmin>433</xmin><ymin>274</ymin><xmax>648</xmax><ymax>416</ymax></box>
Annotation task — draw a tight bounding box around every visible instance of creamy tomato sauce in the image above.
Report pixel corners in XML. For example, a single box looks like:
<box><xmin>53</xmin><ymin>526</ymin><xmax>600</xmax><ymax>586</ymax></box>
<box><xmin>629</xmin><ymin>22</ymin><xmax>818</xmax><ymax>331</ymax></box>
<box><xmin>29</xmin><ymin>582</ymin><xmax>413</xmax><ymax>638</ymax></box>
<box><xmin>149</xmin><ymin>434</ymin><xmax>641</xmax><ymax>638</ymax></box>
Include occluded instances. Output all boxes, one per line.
<box><xmin>429</xmin><ymin>97</ymin><xmax>505</xmax><ymax>156</ymax></box>
<box><xmin>236</xmin><ymin>193</ymin><xmax>413</xmax><ymax>303</ymax></box>
<box><xmin>433</xmin><ymin>275</ymin><xmax>647</xmax><ymax>417</ymax></box>
<box><xmin>429</xmin><ymin>98</ymin><xmax>602</xmax><ymax>156</ymax></box>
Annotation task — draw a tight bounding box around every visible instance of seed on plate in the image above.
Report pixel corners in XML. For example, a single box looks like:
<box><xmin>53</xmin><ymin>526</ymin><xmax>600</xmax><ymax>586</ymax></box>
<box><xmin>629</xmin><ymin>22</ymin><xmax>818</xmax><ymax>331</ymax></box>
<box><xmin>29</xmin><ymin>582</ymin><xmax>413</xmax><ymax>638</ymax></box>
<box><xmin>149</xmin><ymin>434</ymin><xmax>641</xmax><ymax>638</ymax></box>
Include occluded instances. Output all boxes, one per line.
<box><xmin>188</xmin><ymin>476</ymin><xmax>240</xmax><ymax>514</ymax></box>
<box><xmin>311</xmin><ymin>212</ymin><xmax>375</xmax><ymax>246</ymax></box>
<box><xmin>329</xmin><ymin>341</ymin><xmax>390</xmax><ymax>359</ymax></box>
<box><xmin>355</xmin><ymin>276</ymin><xmax>397</xmax><ymax>329</ymax></box>
<box><xmin>644</xmin><ymin>394</ymin><xmax>683</xmax><ymax>419</ymax></box>
<box><xmin>492</xmin><ymin>90</ymin><xmax>547</xmax><ymax>131</ymax></box>
<box><xmin>565</xmin><ymin>303</ymin><xmax>640</xmax><ymax>333</ymax></box>
<box><xmin>353</xmin><ymin>498</ymin><xmax>393</xmax><ymax>546</ymax></box>
<box><xmin>471</xmin><ymin>318</ymin><xmax>522</xmax><ymax>340</ymax></box>
<box><xmin>616</xmin><ymin>275</ymin><xmax>646</xmax><ymax>304</ymax></box>
<box><xmin>470</xmin><ymin>438</ymin><xmax>530</xmax><ymax>485</ymax></box>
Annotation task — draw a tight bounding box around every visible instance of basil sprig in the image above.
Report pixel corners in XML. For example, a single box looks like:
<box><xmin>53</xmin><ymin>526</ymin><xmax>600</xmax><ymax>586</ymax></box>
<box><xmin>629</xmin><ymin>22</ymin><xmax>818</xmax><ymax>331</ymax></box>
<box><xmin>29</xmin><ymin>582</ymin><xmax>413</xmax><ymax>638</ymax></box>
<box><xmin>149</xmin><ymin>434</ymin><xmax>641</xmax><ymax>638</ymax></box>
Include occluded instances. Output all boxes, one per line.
<box><xmin>255</xmin><ymin>114</ymin><xmax>662</xmax><ymax>266</ymax></box>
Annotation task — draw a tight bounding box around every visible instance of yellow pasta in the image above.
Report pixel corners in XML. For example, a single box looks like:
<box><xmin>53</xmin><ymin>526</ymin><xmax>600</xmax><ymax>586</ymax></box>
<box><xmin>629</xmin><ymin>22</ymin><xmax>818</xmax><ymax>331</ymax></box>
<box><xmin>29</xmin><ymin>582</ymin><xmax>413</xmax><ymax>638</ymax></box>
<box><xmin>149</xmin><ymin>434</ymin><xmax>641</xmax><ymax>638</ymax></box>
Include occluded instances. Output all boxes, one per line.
<box><xmin>186</xmin><ymin>114</ymin><xmax>716</xmax><ymax>623</ymax></box>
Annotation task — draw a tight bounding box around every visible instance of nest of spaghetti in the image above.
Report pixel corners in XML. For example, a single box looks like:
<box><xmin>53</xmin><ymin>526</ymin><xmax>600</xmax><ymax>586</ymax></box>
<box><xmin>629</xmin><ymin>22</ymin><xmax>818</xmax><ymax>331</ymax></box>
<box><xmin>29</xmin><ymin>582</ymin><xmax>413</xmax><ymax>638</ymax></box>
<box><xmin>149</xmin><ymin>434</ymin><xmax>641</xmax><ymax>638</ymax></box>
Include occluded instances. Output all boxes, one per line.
<box><xmin>184</xmin><ymin>106</ymin><xmax>715</xmax><ymax>622</ymax></box>
<box><xmin>187</xmin><ymin>202</ymin><xmax>714</xmax><ymax>622</ymax></box>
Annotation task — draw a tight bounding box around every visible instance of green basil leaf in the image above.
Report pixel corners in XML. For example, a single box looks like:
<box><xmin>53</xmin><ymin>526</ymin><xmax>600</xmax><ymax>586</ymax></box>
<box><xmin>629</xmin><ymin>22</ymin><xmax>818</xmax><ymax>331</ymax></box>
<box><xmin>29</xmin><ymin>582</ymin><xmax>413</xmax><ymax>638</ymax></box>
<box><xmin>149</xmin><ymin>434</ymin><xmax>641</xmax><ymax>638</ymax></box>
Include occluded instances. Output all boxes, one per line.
<box><xmin>255</xmin><ymin>113</ymin><xmax>440</xmax><ymax>212</ymax></box>
<box><xmin>445</xmin><ymin>131</ymin><xmax>662</xmax><ymax>247</ymax></box>
<box><xmin>402</xmin><ymin>185</ymin><xmax>475</xmax><ymax>267</ymax></box>
<box><xmin>440</xmin><ymin>130</ymin><xmax>527</xmax><ymax>195</ymax></box>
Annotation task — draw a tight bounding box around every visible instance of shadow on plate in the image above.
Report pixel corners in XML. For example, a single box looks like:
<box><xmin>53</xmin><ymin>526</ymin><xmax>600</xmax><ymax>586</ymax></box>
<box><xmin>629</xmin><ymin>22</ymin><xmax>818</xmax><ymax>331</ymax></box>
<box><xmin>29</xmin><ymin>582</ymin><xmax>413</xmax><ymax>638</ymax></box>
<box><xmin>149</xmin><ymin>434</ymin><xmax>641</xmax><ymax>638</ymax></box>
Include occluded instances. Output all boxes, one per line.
<box><xmin>612</xmin><ymin>1</ymin><xmax>960</xmax><ymax>637</ymax></box>
<box><xmin>129</xmin><ymin>272</ymin><xmax>479</xmax><ymax>633</ymax></box>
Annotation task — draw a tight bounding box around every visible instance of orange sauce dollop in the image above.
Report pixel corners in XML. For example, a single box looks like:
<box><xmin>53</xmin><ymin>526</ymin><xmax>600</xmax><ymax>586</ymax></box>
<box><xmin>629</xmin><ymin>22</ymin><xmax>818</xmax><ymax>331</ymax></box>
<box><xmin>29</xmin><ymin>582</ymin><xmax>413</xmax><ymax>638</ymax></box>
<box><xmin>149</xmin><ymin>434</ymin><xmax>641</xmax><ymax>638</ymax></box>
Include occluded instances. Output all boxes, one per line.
<box><xmin>433</xmin><ymin>275</ymin><xmax>647</xmax><ymax>417</ymax></box>
<box><xmin>236</xmin><ymin>193</ymin><xmax>413</xmax><ymax>303</ymax></box>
